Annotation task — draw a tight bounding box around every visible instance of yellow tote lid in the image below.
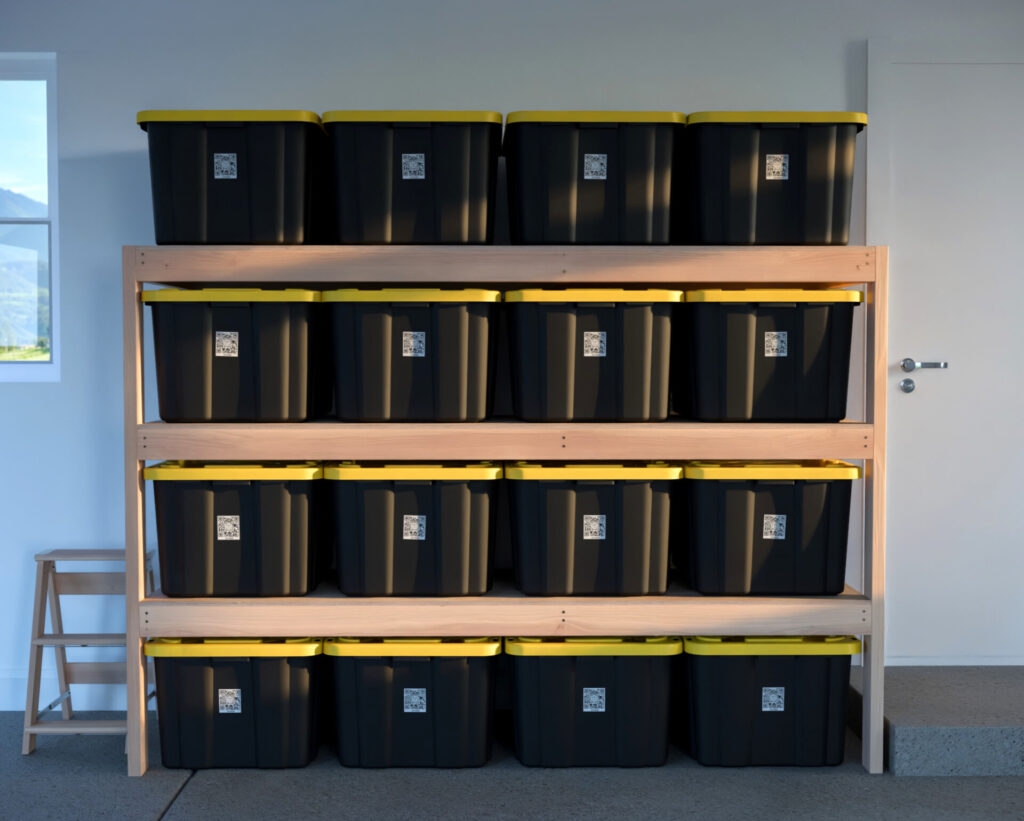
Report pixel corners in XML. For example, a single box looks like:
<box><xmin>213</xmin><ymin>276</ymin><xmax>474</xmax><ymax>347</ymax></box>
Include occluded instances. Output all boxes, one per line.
<box><xmin>687</xmin><ymin>111</ymin><xmax>867</xmax><ymax>126</ymax></box>
<box><xmin>506</xmin><ymin>111</ymin><xmax>685</xmax><ymax>125</ymax></box>
<box><xmin>322</xmin><ymin>288</ymin><xmax>500</xmax><ymax>303</ymax></box>
<box><xmin>506</xmin><ymin>637</ymin><xmax>682</xmax><ymax>657</ymax></box>
<box><xmin>325</xmin><ymin>463</ymin><xmax>501</xmax><ymax>481</ymax></box>
<box><xmin>144</xmin><ymin>638</ymin><xmax>322</xmax><ymax>658</ymax></box>
<box><xmin>686</xmin><ymin>289</ymin><xmax>862</xmax><ymax>304</ymax></box>
<box><xmin>322</xmin><ymin>110</ymin><xmax>501</xmax><ymax>124</ymax></box>
<box><xmin>324</xmin><ymin>638</ymin><xmax>500</xmax><ymax>657</ymax></box>
<box><xmin>505</xmin><ymin>462</ymin><xmax>682</xmax><ymax>481</ymax></box>
<box><xmin>505</xmin><ymin>289</ymin><xmax>683</xmax><ymax>303</ymax></box>
<box><xmin>684</xmin><ymin>636</ymin><xmax>862</xmax><ymax>657</ymax></box>
<box><xmin>144</xmin><ymin>461</ymin><xmax>322</xmax><ymax>481</ymax></box>
<box><xmin>142</xmin><ymin>288</ymin><xmax>320</xmax><ymax>303</ymax></box>
<box><xmin>137</xmin><ymin>110</ymin><xmax>320</xmax><ymax>128</ymax></box>
<box><xmin>684</xmin><ymin>460</ymin><xmax>861</xmax><ymax>481</ymax></box>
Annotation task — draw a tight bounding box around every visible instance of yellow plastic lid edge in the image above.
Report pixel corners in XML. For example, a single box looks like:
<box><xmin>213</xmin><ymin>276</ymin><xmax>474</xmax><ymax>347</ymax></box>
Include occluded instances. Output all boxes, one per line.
<box><xmin>683</xmin><ymin>636</ymin><xmax>862</xmax><ymax>656</ymax></box>
<box><xmin>142</xmin><ymin>288</ymin><xmax>321</xmax><ymax>303</ymax></box>
<box><xmin>322</xmin><ymin>110</ymin><xmax>502</xmax><ymax>124</ymax></box>
<box><xmin>137</xmin><ymin>110</ymin><xmax>321</xmax><ymax>125</ymax></box>
<box><xmin>144</xmin><ymin>638</ymin><xmax>322</xmax><ymax>657</ymax></box>
<box><xmin>324</xmin><ymin>638</ymin><xmax>501</xmax><ymax>657</ymax></box>
<box><xmin>505</xmin><ymin>289</ymin><xmax>684</xmax><ymax>303</ymax></box>
<box><xmin>505</xmin><ymin>637</ymin><xmax>683</xmax><ymax>657</ymax></box>
<box><xmin>322</xmin><ymin>288</ymin><xmax>501</xmax><ymax>303</ymax></box>
<box><xmin>506</xmin><ymin>111</ymin><xmax>686</xmax><ymax>125</ymax></box>
<box><xmin>505</xmin><ymin>463</ymin><xmax>683</xmax><ymax>481</ymax></box>
<box><xmin>687</xmin><ymin>111</ymin><xmax>867</xmax><ymax>126</ymax></box>
<box><xmin>686</xmin><ymin>289</ymin><xmax>862</xmax><ymax>304</ymax></box>
<box><xmin>324</xmin><ymin>464</ymin><xmax>502</xmax><ymax>481</ymax></box>
<box><xmin>684</xmin><ymin>460</ymin><xmax>861</xmax><ymax>481</ymax></box>
<box><xmin>144</xmin><ymin>462</ymin><xmax>323</xmax><ymax>481</ymax></box>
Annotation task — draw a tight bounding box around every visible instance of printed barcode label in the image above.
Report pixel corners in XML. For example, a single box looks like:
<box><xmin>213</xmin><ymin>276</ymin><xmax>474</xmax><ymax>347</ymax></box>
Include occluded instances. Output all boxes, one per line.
<box><xmin>404</xmin><ymin>687</ymin><xmax>427</xmax><ymax>713</ymax></box>
<box><xmin>583</xmin><ymin>331</ymin><xmax>607</xmax><ymax>358</ymax></box>
<box><xmin>402</xmin><ymin>331</ymin><xmax>426</xmax><ymax>358</ymax></box>
<box><xmin>402</xmin><ymin>153</ymin><xmax>426</xmax><ymax>180</ymax></box>
<box><xmin>216</xmin><ymin>515</ymin><xmax>241</xmax><ymax>541</ymax></box>
<box><xmin>765</xmin><ymin>153</ymin><xmax>789</xmax><ymax>180</ymax></box>
<box><xmin>403</xmin><ymin>514</ymin><xmax>427</xmax><ymax>541</ymax></box>
<box><xmin>764</xmin><ymin>331</ymin><xmax>788</xmax><ymax>358</ymax></box>
<box><xmin>582</xmin><ymin>687</ymin><xmax>606</xmax><ymax>712</ymax></box>
<box><xmin>762</xmin><ymin>514</ymin><xmax>787</xmax><ymax>540</ymax></box>
<box><xmin>583</xmin><ymin>153</ymin><xmax>608</xmax><ymax>180</ymax></box>
<box><xmin>762</xmin><ymin>686</ymin><xmax>785</xmax><ymax>712</ymax></box>
<box><xmin>215</xmin><ymin>330</ymin><xmax>239</xmax><ymax>358</ymax></box>
<box><xmin>213</xmin><ymin>153</ymin><xmax>238</xmax><ymax>180</ymax></box>
<box><xmin>218</xmin><ymin>688</ymin><xmax>241</xmax><ymax>714</ymax></box>
<box><xmin>582</xmin><ymin>514</ymin><xmax>606</xmax><ymax>540</ymax></box>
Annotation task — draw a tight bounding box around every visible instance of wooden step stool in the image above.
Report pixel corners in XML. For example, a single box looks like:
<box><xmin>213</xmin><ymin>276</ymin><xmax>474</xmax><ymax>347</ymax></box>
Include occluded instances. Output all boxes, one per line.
<box><xmin>23</xmin><ymin>549</ymin><xmax>155</xmax><ymax>754</ymax></box>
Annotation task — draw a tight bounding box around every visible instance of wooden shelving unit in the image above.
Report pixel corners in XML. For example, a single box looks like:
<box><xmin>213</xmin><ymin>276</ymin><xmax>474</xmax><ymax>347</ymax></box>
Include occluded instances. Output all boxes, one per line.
<box><xmin>123</xmin><ymin>244</ymin><xmax>887</xmax><ymax>776</ymax></box>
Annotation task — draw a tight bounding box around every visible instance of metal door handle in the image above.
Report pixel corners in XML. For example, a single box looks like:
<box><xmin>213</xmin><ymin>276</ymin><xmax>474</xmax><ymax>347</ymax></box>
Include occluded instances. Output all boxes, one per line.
<box><xmin>900</xmin><ymin>358</ymin><xmax>949</xmax><ymax>372</ymax></box>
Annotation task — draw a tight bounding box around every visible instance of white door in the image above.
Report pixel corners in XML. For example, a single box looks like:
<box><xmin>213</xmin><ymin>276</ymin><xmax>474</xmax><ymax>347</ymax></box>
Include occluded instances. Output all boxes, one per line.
<box><xmin>869</xmin><ymin>45</ymin><xmax>1024</xmax><ymax>664</ymax></box>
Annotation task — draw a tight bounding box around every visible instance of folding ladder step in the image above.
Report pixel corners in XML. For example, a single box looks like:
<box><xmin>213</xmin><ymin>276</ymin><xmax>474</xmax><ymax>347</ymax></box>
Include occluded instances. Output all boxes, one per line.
<box><xmin>26</xmin><ymin>719</ymin><xmax>127</xmax><ymax>735</ymax></box>
<box><xmin>32</xmin><ymin>633</ymin><xmax>126</xmax><ymax>647</ymax></box>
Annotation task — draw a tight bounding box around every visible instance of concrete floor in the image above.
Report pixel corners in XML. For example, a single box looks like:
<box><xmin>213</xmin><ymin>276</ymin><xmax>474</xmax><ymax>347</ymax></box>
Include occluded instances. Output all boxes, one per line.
<box><xmin>4</xmin><ymin>712</ymin><xmax>1023</xmax><ymax>821</ymax></box>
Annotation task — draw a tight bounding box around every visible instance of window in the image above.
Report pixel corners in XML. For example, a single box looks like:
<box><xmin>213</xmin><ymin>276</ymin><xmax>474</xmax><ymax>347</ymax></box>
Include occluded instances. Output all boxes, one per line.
<box><xmin>0</xmin><ymin>53</ymin><xmax>59</xmax><ymax>381</ymax></box>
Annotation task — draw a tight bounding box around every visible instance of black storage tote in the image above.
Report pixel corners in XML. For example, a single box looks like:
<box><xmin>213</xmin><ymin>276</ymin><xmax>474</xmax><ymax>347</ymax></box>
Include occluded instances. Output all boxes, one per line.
<box><xmin>504</xmin><ymin>111</ymin><xmax>684</xmax><ymax>243</ymax></box>
<box><xmin>144</xmin><ymin>288</ymin><xmax>323</xmax><ymax>422</ymax></box>
<box><xmin>326</xmin><ymin>462</ymin><xmax>499</xmax><ymax>596</ymax></box>
<box><xmin>683</xmin><ymin>636</ymin><xmax>860</xmax><ymax>766</ymax></box>
<box><xmin>675</xmin><ymin>289</ymin><xmax>861</xmax><ymax>421</ymax></box>
<box><xmin>322</xmin><ymin>110</ymin><xmax>501</xmax><ymax>243</ymax></box>
<box><xmin>137</xmin><ymin>110</ymin><xmax>322</xmax><ymax>244</ymax></box>
<box><xmin>680</xmin><ymin>111</ymin><xmax>867</xmax><ymax>244</ymax></box>
<box><xmin>506</xmin><ymin>289</ymin><xmax>681</xmax><ymax>421</ymax></box>
<box><xmin>145</xmin><ymin>461</ymin><xmax>321</xmax><ymax>597</ymax></box>
<box><xmin>324</xmin><ymin>288</ymin><xmax>499</xmax><ymax>421</ymax></box>
<box><xmin>506</xmin><ymin>462</ymin><xmax>680</xmax><ymax>595</ymax></box>
<box><xmin>508</xmin><ymin>637</ymin><xmax>681</xmax><ymax>767</ymax></box>
<box><xmin>326</xmin><ymin>638</ymin><xmax>499</xmax><ymax>768</ymax></box>
<box><xmin>145</xmin><ymin>638</ymin><xmax>321</xmax><ymax>769</ymax></box>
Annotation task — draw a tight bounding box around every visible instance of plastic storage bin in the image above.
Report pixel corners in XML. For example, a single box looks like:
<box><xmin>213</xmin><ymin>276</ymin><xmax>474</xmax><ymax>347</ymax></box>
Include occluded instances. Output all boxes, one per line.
<box><xmin>322</xmin><ymin>110</ymin><xmax>501</xmax><ymax>243</ymax></box>
<box><xmin>506</xmin><ymin>289</ymin><xmax>681</xmax><ymax>421</ymax></box>
<box><xmin>326</xmin><ymin>463</ymin><xmax>500</xmax><ymax>596</ymax></box>
<box><xmin>144</xmin><ymin>288</ymin><xmax>323</xmax><ymax>422</ymax></box>
<box><xmin>504</xmin><ymin>111</ymin><xmax>684</xmax><ymax>243</ymax></box>
<box><xmin>507</xmin><ymin>637</ymin><xmax>681</xmax><ymax>767</ymax></box>
<box><xmin>675</xmin><ymin>289</ymin><xmax>861</xmax><ymax>422</ymax></box>
<box><xmin>506</xmin><ymin>463</ymin><xmax>680</xmax><ymax>595</ymax></box>
<box><xmin>145</xmin><ymin>638</ymin><xmax>321</xmax><ymax>769</ymax></box>
<box><xmin>677</xmin><ymin>461</ymin><xmax>860</xmax><ymax>595</ymax></box>
<box><xmin>681</xmin><ymin>111</ymin><xmax>867</xmax><ymax>244</ymax></box>
<box><xmin>137</xmin><ymin>110</ymin><xmax>322</xmax><ymax>244</ymax></box>
<box><xmin>683</xmin><ymin>636</ymin><xmax>860</xmax><ymax>766</ymax></box>
<box><xmin>324</xmin><ymin>288</ymin><xmax>499</xmax><ymax>421</ymax></box>
<box><xmin>325</xmin><ymin>638</ymin><xmax>499</xmax><ymax>767</ymax></box>
<box><xmin>145</xmin><ymin>462</ymin><xmax>321</xmax><ymax>597</ymax></box>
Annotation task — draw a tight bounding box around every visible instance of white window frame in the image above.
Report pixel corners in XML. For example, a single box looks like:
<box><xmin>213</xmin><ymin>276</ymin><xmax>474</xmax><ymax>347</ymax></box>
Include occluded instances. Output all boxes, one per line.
<box><xmin>0</xmin><ymin>52</ymin><xmax>60</xmax><ymax>382</ymax></box>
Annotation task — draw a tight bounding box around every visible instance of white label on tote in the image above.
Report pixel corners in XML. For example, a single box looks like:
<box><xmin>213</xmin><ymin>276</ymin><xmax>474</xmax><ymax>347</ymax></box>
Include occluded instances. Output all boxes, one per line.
<box><xmin>404</xmin><ymin>688</ymin><xmax>427</xmax><ymax>713</ymax></box>
<box><xmin>762</xmin><ymin>514</ymin><xmax>787</xmax><ymax>540</ymax></box>
<box><xmin>583</xmin><ymin>331</ymin><xmax>607</xmax><ymax>358</ymax></box>
<box><xmin>403</xmin><ymin>514</ymin><xmax>427</xmax><ymax>541</ymax></box>
<box><xmin>583</xmin><ymin>153</ymin><xmax>608</xmax><ymax>180</ymax></box>
<box><xmin>215</xmin><ymin>330</ymin><xmax>239</xmax><ymax>358</ymax></box>
<box><xmin>582</xmin><ymin>687</ymin><xmax>606</xmax><ymax>712</ymax></box>
<box><xmin>762</xmin><ymin>686</ymin><xmax>785</xmax><ymax>712</ymax></box>
<box><xmin>213</xmin><ymin>152</ymin><xmax>238</xmax><ymax>179</ymax></box>
<box><xmin>218</xmin><ymin>688</ymin><xmax>242</xmax><ymax>714</ymax></box>
<box><xmin>765</xmin><ymin>153</ymin><xmax>789</xmax><ymax>180</ymax></box>
<box><xmin>401</xmin><ymin>153</ymin><xmax>426</xmax><ymax>180</ymax></box>
<box><xmin>402</xmin><ymin>331</ymin><xmax>426</xmax><ymax>357</ymax></box>
<box><xmin>583</xmin><ymin>514</ymin><xmax>606</xmax><ymax>540</ymax></box>
<box><xmin>764</xmin><ymin>331</ymin><xmax>788</xmax><ymax>358</ymax></box>
<box><xmin>216</xmin><ymin>515</ymin><xmax>241</xmax><ymax>541</ymax></box>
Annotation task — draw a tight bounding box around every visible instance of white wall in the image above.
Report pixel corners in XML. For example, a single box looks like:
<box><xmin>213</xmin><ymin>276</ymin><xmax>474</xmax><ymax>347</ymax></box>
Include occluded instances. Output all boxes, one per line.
<box><xmin>2</xmin><ymin>0</ymin><xmax>1022</xmax><ymax>709</ymax></box>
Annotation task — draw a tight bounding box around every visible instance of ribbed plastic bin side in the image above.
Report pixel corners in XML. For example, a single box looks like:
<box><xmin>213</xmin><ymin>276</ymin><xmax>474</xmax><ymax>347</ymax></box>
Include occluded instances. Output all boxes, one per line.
<box><xmin>323</xmin><ymin>111</ymin><xmax>501</xmax><ymax>243</ymax></box>
<box><xmin>503</xmin><ymin>112</ymin><xmax>684</xmax><ymax>244</ymax></box>
<box><xmin>508</xmin><ymin>638</ymin><xmax>680</xmax><ymax>767</ymax></box>
<box><xmin>137</xmin><ymin>110</ymin><xmax>322</xmax><ymax>244</ymax></box>
<box><xmin>677</xmin><ymin>461</ymin><xmax>859</xmax><ymax>595</ymax></box>
<box><xmin>506</xmin><ymin>290</ymin><xmax>680</xmax><ymax>422</ymax></box>
<box><xmin>145</xmin><ymin>462</ymin><xmax>321</xmax><ymax>597</ymax></box>
<box><xmin>681</xmin><ymin>111</ymin><xmax>866</xmax><ymax>245</ymax></box>
<box><xmin>326</xmin><ymin>463</ymin><xmax>498</xmax><ymax>596</ymax></box>
<box><xmin>506</xmin><ymin>463</ymin><xmax>679</xmax><ymax>595</ymax></box>
<box><xmin>674</xmin><ymin>289</ymin><xmax>861</xmax><ymax>422</ymax></box>
<box><xmin>683</xmin><ymin>636</ymin><xmax>859</xmax><ymax>766</ymax></box>
<box><xmin>145</xmin><ymin>639</ymin><xmax>321</xmax><ymax>769</ymax></box>
<box><xmin>326</xmin><ymin>639</ymin><xmax>499</xmax><ymax>768</ymax></box>
<box><xmin>325</xmin><ymin>289</ymin><xmax>498</xmax><ymax>421</ymax></box>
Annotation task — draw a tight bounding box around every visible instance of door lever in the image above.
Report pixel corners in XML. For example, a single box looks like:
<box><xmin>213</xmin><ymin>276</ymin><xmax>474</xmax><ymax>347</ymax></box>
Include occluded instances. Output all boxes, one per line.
<box><xmin>900</xmin><ymin>358</ymin><xmax>948</xmax><ymax>373</ymax></box>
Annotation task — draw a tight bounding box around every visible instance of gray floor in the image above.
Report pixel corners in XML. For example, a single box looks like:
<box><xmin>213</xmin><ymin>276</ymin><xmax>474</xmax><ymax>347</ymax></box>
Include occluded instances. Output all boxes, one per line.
<box><xmin>4</xmin><ymin>712</ymin><xmax>1023</xmax><ymax>821</ymax></box>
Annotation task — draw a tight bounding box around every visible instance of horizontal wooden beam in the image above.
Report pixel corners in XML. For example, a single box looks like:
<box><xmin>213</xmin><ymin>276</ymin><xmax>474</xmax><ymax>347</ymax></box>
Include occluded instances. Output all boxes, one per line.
<box><xmin>26</xmin><ymin>720</ymin><xmax>127</xmax><ymax>735</ymax></box>
<box><xmin>66</xmin><ymin>661</ymin><xmax>127</xmax><ymax>685</ymax></box>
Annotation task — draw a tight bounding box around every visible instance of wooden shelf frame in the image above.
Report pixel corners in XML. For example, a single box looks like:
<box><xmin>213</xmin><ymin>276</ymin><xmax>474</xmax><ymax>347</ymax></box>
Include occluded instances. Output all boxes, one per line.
<box><xmin>123</xmin><ymin>244</ymin><xmax>887</xmax><ymax>775</ymax></box>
